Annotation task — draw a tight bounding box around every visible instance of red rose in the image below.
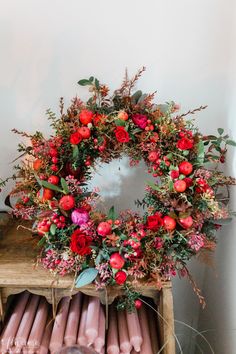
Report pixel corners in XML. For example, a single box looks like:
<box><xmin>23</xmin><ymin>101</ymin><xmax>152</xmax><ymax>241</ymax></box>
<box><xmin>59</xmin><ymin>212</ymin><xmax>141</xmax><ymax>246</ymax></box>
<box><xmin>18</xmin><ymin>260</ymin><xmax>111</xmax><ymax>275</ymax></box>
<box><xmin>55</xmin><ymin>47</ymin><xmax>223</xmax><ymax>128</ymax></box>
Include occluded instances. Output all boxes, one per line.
<box><xmin>132</xmin><ymin>114</ymin><xmax>148</xmax><ymax>129</ymax></box>
<box><xmin>176</xmin><ymin>137</ymin><xmax>194</xmax><ymax>150</ymax></box>
<box><xmin>70</xmin><ymin>132</ymin><xmax>82</xmax><ymax>145</ymax></box>
<box><xmin>146</xmin><ymin>212</ymin><xmax>163</xmax><ymax>231</ymax></box>
<box><xmin>114</xmin><ymin>126</ymin><xmax>130</xmax><ymax>143</ymax></box>
<box><xmin>70</xmin><ymin>230</ymin><xmax>92</xmax><ymax>255</ymax></box>
<box><xmin>115</xmin><ymin>270</ymin><xmax>127</xmax><ymax>285</ymax></box>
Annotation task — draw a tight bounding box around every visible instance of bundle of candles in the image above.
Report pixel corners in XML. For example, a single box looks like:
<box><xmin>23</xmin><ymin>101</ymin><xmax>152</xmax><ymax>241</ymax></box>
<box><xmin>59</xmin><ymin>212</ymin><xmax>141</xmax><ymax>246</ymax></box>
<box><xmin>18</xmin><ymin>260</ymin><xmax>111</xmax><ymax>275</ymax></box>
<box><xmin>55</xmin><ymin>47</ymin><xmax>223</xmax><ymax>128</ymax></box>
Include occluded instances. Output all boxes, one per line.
<box><xmin>0</xmin><ymin>292</ymin><xmax>160</xmax><ymax>354</ymax></box>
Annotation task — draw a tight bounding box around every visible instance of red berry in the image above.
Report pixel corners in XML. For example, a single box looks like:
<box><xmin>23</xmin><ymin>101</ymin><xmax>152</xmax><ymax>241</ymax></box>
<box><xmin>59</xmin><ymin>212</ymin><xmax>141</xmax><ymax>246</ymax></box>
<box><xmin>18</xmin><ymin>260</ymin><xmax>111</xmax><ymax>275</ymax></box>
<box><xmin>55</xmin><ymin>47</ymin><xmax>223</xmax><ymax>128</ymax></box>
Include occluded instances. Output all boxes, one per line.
<box><xmin>79</xmin><ymin>109</ymin><xmax>93</xmax><ymax>125</ymax></box>
<box><xmin>77</xmin><ymin>127</ymin><xmax>91</xmax><ymax>139</ymax></box>
<box><xmin>134</xmin><ymin>299</ymin><xmax>142</xmax><ymax>309</ymax></box>
<box><xmin>179</xmin><ymin>161</ymin><xmax>193</xmax><ymax>175</ymax></box>
<box><xmin>48</xmin><ymin>175</ymin><xmax>59</xmax><ymax>185</ymax></box>
<box><xmin>49</xmin><ymin>148</ymin><xmax>58</xmax><ymax>157</ymax></box>
<box><xmin>51</xmin><ymin>164</ymin><xmax>59</xmax><ymax>172</ymax></box>
<box><xmin>59</xmin><ymin>195</ymin><xmax>75</xmax><ymax>210</ymax></box>
<box><xmin>52</xmin><ymin>157</ymin><xmax>59</xmax><ymax>164</ymax></box>
<box><xmin>163</xmin><ymin>216</ymin><xmax>176</xmax><ymax>231</ymax></box>
<box><xmin>174</xmin><ymin>180</ymin><xmax>187</xmax><ymax>192</ymax></box>
<box><xmin>109</xmin><ymin>253</ymin><xmax>125</xmax><ymax>269</ymax></box>
<box><xmin>170</xmin><ymin>170</ymin><xmax>180</xmax><ymax>179</ymax></box>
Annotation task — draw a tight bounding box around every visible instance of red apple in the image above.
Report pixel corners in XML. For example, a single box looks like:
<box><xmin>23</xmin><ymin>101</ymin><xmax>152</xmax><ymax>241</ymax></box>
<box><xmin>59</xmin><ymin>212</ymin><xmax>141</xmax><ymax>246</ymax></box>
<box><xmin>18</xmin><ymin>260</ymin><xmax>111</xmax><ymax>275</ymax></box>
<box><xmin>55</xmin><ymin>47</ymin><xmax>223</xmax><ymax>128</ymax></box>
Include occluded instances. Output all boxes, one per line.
<box><xmin>163</xmin><ymin>216</ymin><xmax>176</xmax><ymax>231</ymax></box>
<box><xmin>179</xmin><ymin>215</ymin><xmax>193</xmax><ymax>229</ymax></box>
<box><xmin>118</xmin><ymin>111</ymin><xmax>129</xmax><ymax>121</ymax></box>
<box><xmin>79</xmin><ymin>109</ymin><xmax>93</xmax><ymax>125</ymax></box>
<box><xmin>109</xmin><ymin>253</ymin><xmax>125</xmax><ymax>269</ymax></box>
<box><xmin>48</xmin><ymin>175</ymin><xmax>59</xmax><ymax>185</ymax></box>
<box><xmin>37</xmin><ymin>188</ymin><xmax>54</xmax><ymax>201</ymax></box>
<box><xmin>115</xmin><ymin>270</ymin><xmax>127</xmax><ymax>285</ymax></box>
<box><xmin>77</xmin><ymin>127</ymin><xmax>91</xmax><ymax>139</ymax></box>
<box><xmin>179</xmin><ymin>161</ymin><xmax>193</xmax><ymax>175</ymax></box>
<box><xmin>174</xmin><ymin>180</ymin><xmax>187</xmax><ymax>192</ymax></box>
<box><xmin>33</xmin><ymin>159</ymin><xmax>43</xmax><ymax>171</ymax></box>
<box><xmin>170</xmin><ymin>170</ymin><xmax>180</xmax><ymax>179</ymax></box>
<box><xmin>65</xmin><ymin>162</ymin><xmax>82</xmax><ymax>177</ymax></box>
<box><xmin>59</xmin><ymin>195</ymin><xmax>75</xmax><ymax>211</ymax></box>
<box><xmin>97</xmin><ymin>222</ymin><xmax>112</xmax><ymax>237</ymax></box>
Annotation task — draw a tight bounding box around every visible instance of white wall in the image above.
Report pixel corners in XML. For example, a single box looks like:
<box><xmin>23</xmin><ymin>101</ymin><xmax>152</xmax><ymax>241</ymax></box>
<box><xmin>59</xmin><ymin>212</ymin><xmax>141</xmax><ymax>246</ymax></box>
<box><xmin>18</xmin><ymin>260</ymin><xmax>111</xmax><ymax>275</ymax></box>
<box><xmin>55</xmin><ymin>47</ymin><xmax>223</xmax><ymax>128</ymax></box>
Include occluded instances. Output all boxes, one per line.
<box><xmin>0</xmin><ymin>1</ymin><xmax>236</xmax><ymax>352</ymax></box>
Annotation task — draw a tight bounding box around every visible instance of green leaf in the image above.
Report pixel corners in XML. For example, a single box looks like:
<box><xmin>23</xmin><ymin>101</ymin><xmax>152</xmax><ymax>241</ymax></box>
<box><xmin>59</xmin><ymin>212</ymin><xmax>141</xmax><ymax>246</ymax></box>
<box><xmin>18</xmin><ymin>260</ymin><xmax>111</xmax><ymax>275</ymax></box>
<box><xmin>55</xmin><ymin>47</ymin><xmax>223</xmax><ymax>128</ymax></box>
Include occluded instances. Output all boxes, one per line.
<box><xmin>131</xmin><ymin>90</ymin><xmax>143</xmax><ymax>104</ymax></box>
<box><xmin>115</xmin><ymin>119</ymin><xmax>126</xmax><ymax>126</ymax></box>
<box><xmin>196</xmin><ymin>140</ymin><xmax>205</xmax><ymax>164</ymax></box>
<box><xmin>89</xmin><ymin>76</ymin><xmax>94</xmax><ymax>82</ymax></box>
<box><xmin>226</xmin><ymin>139</ymin><xmax>236</xmax><ymax>147</ymax></box>
<box><xmin>41</xmin><ymin>180</ymin><xmax>63</xmax><ymax>192</ymax></box>
<box><xmin>75</xmin><ymin>268</ymin><xmax>98</xmax><ymax>288</ymax></box>
<box><xmin>218</xmin><ymin>128</ymin><xmax>224</xmax><ymax>135</ymax></box>
<box><xmin>61</xmin><ymin>178</ymin><xmax>69</xmax><ymax>194</ymax></box>
<box><xmin>95</xmin><ymin>78</ymin><xmax>100</xmax><ymax>90</ymax></box>
<box><xmin>182</xmin><ymin>150</ymin><xmax>189</xmax><ymax>156</ymax></box>
<box><xmin>78</xmin><ymin>79</ymin><xmax>92</xmax><ymax>86</ymax></box>
<box><xmin>107</xmin><ymin>206</ymin><xmax>117</xmax><ymax>221</ymax></box>
<box><xmin>38</xmin><ymin>236</ymin><xmax>46</xmax><ymax>247</ymax></box>
<box><xmin>146</xmin><ymin>181</ymin><xmax>162</xmax><ymax>192</ymax></box>
<box><xmin>50</xmin><ymin>224</ymin><xmax>57</xmax><ymax>235</ymax></box>
<box><xmin>72</xmin><ymin>145</ymin><xmax>79</xmax><ymax>159</ymax></box>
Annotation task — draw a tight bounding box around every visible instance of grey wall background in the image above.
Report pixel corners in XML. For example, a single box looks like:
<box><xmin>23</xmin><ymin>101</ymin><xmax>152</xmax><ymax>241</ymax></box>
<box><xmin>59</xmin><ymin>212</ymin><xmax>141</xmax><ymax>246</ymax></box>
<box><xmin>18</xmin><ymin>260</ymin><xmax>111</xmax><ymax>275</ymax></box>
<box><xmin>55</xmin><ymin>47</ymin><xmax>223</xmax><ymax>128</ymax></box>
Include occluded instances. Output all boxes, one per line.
<box><xmin>0</xmin><ymin>1</ymin><xmax>236</xmax><ymax>353</ymax></box>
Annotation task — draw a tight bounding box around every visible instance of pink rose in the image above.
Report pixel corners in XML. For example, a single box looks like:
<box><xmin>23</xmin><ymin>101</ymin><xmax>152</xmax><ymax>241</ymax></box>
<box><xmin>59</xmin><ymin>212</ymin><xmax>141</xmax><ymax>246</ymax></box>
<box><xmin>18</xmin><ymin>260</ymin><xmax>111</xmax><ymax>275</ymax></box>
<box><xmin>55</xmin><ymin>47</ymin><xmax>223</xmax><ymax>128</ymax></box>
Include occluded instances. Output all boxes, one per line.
<box><xmin>132</xmin><ymin>114</ymin><xmax>148</xmax><ymax>129</ymax></box>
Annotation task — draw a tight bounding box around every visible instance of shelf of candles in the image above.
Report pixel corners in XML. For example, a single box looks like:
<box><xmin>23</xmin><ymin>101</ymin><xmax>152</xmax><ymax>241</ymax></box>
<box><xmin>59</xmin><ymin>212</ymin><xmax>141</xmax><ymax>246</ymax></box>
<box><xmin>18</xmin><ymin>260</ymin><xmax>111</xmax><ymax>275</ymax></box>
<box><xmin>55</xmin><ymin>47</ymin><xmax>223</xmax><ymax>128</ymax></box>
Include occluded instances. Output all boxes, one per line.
<box><xmin>0</xmin><ymin>221</ymin><xmax>175</xmax><ymax>353</ymax></box>
<box><xmin>0</xmin><ymin>291</ymin><xmax>164</xmax><ymax>354</ymax></box>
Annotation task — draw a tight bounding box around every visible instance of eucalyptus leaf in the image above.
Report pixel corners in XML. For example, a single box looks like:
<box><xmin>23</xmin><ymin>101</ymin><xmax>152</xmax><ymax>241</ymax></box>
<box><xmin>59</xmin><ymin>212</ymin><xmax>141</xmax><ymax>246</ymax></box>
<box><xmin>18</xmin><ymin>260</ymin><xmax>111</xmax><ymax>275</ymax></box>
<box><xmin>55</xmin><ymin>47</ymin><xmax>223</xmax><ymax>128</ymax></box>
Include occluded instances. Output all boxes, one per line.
<box><xmin>41</xmin><ymin>180</ymin><xmax>63</xmax><ymax>192</ymax></box>
<box><xmin>95</xmin><ymin>78</ymin><xmax>100</xmax><ymax>89</ymax></box>
<box><xmin>146</xmin><ymin>181</ymin><xmax>162</xmax><ymax>192</ymax></box>
<box><xmin>196</xmin><ymin>140</ymin><xmax>205</xmax><ymax>164</ymax></box>
<box><xmin>115</xmin><ymin>119</ymin><xmax>126</xmax><ymax>126</ymax></box>
<box><xmin>72</xmin><ymin>145</ymin><xmax>79</xmax><ymax>159</ymax></box>
<box><xmin>78</xmin><ymin>79</ymin><xmax>92</xmax><ymax>86</ymax></box>
<box><xmin>226</xmin><ymin>139</ymin><xmax>236</xmax><ymax>147</ymax></box>
<box><xmin>131</xmin><ymin>90</ymin><xmax>142</xmax><ymax>104</ymax></box>
<box><xmin>50</xmin><ymin>223</ymin><xmax>57</xmax><ymax>235</ymax></box>
<box><xmin>75</xmin><ymin>268</ymin><xmax>98</xmax><ymax>288</ymax></box>
<box><xmin>218</xmin><ymin>128</ymin><xmax>224</xmax><ymax>135</ymax></box>
<box><xmin>108</xmin><ymin>206</ymin><xmax>117</xmax><ymax>221</ymax></box>
<box><xmin>61</xmin><ymin>178</ymin><xmax>69</xmax><ymax>194</ymax></box>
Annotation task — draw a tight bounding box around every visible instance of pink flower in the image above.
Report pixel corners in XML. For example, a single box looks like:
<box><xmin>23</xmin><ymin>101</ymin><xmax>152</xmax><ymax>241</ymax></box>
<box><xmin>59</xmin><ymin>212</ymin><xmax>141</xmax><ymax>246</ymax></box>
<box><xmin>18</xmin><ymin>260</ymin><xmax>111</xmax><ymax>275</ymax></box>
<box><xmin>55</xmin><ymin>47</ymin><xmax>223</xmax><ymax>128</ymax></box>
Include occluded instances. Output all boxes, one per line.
<box><xmin>71</xmin><ymin>208</ymin><xmax>90</xmax><ymax>226</ymax></box>
<box><xmin>132</xmin><ymin>114</ymin><xmax>148</xmax><ymax>129</ymax></box>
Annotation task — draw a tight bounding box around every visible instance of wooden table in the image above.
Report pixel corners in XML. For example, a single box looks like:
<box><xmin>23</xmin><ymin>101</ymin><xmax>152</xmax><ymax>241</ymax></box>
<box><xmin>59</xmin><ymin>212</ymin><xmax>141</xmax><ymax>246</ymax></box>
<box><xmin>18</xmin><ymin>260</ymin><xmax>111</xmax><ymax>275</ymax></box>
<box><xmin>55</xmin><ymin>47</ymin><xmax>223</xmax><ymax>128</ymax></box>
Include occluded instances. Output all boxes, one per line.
<box><xmin>0</xmin><ymin>219</ymin><xmax>176</xmax><ymax>354</ymax></box>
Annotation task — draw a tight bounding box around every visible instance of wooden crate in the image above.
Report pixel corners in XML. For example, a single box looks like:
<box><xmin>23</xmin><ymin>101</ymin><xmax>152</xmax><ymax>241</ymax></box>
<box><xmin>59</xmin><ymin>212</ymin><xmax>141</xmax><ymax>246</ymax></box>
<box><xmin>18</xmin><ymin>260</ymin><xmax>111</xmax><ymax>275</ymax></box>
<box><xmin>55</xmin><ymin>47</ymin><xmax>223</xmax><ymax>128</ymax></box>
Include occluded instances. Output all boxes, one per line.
<box><xmin>0</xmin><ymin>220</ymin><xmax>176</xmax><ymax>354</ymax></box>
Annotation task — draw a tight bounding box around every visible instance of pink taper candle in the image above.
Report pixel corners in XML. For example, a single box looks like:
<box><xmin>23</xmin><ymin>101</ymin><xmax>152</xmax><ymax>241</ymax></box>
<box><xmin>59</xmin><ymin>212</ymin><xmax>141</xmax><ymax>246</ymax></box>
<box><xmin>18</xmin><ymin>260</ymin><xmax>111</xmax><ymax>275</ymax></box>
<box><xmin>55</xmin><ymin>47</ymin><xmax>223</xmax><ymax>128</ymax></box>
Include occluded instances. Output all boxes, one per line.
<box><xmin>85</xmin><ymin>296</ymin><xmax>100</xmax><ymax>345</ymax></box>
<box><xmin>94</xmin><ymin>306</ymin><xmax>105</xmax><ymax>353</ymax></box>
<box><xmin>138</xmin><ymin>305</ymin><xmax>153</xmax><ymax>354</ymax></box>
<box><xmin>38</xmin><ymin>316</ymin><xmax>53</xmax><ymax>354</ymax></box>
<box><xmin>0</xmin><ymin>291</ymin><xmax>30</xmax><ymax>351</ymax></box>
<box><xmin>126</xmin><ymin>309</ymin><xmax>143</xmax><ymax>352</ymax></box>
<box><xmin>15</xmin><ymin>294</ymin><xmax>40</xmax><ymax>349</ymax></box>
<box><xmin>49</xmin><ymin>297</ymin><xmax>70</xmax><ymax>353</ymax></box>
<box><xmin>107</xmin><ymin>305</ymin><xmax>119</xmax><ymax>354</ymax></box>
<box><xmin>147</xmin><ymin>307</ymin><xmax>159</xmax><ymax>354</ymax></box>
<box><xmin>27</xmin><ymin>297</ymin><xmax>49</xmax><ymax>351</ymax></box>
<box><xmin>64</xmin><ymin>292</ymin><xmax>82</xmax><ymax>346</ymax></box>
<box><xmin>77</xmin><ymin>296</ymin><xmax>89</xmax><ymax>346</ymax></box>
<box><xmin>118</xmin><ymin>310</ymin><xmax>132</xmax><ymax>354</ymax></box>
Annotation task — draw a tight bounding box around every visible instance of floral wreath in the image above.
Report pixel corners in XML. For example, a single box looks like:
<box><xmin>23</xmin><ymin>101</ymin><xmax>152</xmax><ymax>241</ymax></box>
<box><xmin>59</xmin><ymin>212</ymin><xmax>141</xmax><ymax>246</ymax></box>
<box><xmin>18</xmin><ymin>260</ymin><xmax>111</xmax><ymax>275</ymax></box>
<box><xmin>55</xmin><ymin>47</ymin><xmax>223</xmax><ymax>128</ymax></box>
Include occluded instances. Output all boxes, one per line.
<box><xmin>1</xmin><ymin>67</ymin><xmax>236</xmax><ymax>311</ymax></box>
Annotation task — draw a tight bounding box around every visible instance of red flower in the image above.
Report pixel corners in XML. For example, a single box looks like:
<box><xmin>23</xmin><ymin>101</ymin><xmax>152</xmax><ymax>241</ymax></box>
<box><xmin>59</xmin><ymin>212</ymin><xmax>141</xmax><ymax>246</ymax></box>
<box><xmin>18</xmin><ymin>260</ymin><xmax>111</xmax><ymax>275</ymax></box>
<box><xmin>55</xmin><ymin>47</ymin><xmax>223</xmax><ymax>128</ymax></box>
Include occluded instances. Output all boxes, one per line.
<box><xmin>70</xmin><ymin>132</ymin><xmax>82</xmax><ymax>145</ymax></box>
<box><xmin>70</xmin><ymin>230</ymin><xmax>92</xmax><ymax>255</ymax></box>
<box><xmin>146</xmin><ymin>212</ymin><xmax>163</xmax><ymax>231</ymax></box>
<box><xmin>176</xmin><ymin>137</ymin><xmax>194</xmax><ymax>150</ymax></box>
<box><xmin>115</xmin><ymin>270</ymin><xmax>127</xmax><ymax>285</ymax></box>
<box><xmin>114</xmin><ymin>126</ymin><xmax>130</xmax><ymax>143</ymax></box>
<box><xmin>132</xmin><ymin>114</ymin><xmax>148</xmax><ymax>129</ymax></box>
